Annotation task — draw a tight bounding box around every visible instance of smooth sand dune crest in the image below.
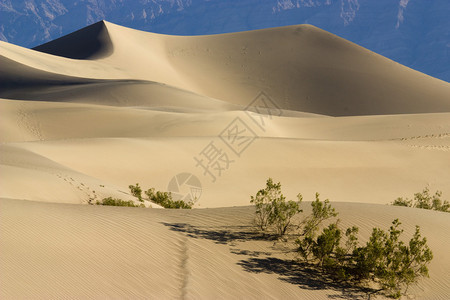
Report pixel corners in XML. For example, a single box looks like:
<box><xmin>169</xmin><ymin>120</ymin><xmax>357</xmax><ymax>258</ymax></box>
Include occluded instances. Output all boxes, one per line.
<box><xmin>161</xmin><ymin>24</ymin><xmax>450</xmax><ymax>115</ymax></box>
<box><xmin>3</xmin><ymin>20</ymin><xmax>449</xmax><ymax>116</ymax></box>
<box><xmin>0</xmin><ymin>40</ymin><xmax>125</xmax><ymax>80</ymax></box>
<box><xmin>0</xmin><ymin>82</ymin><xmax>241</xmax><ymax>111</ymax></box>
<box><xmin>0</xmin><ymin>51</ymin><xmax>239</xmax><ymax>111</ymax></box>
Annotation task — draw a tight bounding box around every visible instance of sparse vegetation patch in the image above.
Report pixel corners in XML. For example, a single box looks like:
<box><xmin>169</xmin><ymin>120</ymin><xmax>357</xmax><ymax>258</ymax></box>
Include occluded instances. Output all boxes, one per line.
<box><xmin>96</xmin><ymin>197</ymin><xmax>144</xmax><ymax>207</ymax></box>
<box><xmin>391</xmin><ymin>187</ymin><xmax>449</xmax><ymax>212</ymax></box>
<box><xmin>96</xmin><ymin>183</ymin><xmax>193</xmax><ymax>209</ymax></box>
<box><xmin>250</xmin><ymin>178</ymin><xmax>434</xmax><ymax>298</ymax></box>
<box><xmin>145</xmin><ymin>188</ymin><xmax>193</xmax><ymax>209</ymax></box>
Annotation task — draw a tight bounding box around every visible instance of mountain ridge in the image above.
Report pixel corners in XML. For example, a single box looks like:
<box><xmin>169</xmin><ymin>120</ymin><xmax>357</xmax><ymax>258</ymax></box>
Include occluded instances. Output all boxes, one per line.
<box><xmin>0</xmin><ymin>0</ymin><xmax>449</xmax><ymax>82</ymax></box>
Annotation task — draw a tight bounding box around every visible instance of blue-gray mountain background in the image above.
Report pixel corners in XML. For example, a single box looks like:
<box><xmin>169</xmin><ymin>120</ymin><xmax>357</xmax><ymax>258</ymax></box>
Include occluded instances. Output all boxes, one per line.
<box><xmin>1</xmin><ymin>0</ymin><xmax>449</xmax><ymax>82</ymax></box>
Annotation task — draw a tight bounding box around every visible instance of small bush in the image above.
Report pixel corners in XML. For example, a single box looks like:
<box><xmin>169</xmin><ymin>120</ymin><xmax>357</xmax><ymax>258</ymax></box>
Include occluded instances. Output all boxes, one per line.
<box><xmin>127</xmin><ymin>183</ymin><xmax>193</xmax><ymax>209</ymax></box>
<box><xmin>391</xmin><ymin>197</ymin><xmax>412</xmax><ymax>207</ymax></box>
<box><xmin>129</xmin><ymin>183</ymin><xmax>143</xmax><ymax>202</ymax></box>
<box><xmin>296</xmin><ymin>217</ymin><xmax>433</xmax><ymax>298</ymax></box>
<box><xmin>96</xmin><ymin>197</ymin><xmax>144</xmax><ymax>207</ymax></box>
<box><xmin>270</xmin><ymin>194</ymin><xmax>303</xmax><ymax>237</ymax></box>
<box><xmin>250</xmin><ymin>178</ymin><xmax>302</xmax><ymax>237</ymax></box>
<box><xmin>353</xmin><ymin>219</ymin><xmax>433</xmax><ymax>298</ymax></box>
<box><xmin>145</xmin><ymin>188</ymin><xmax>193</xmax><ymax>209</ymax></box>
<box><xmin>312</xmin><ymin>222</ymin><xmax>341</xmax><ymax>267</ymax></box>
<box><xmin>391</xmin><ymin>188</ymin><xmax>449</xmax><ymax>212</ymax></box>
<box><xmin>296</xmin><ymin>193</ymin><xmax>338</xmax><ymax>261</ymax></box>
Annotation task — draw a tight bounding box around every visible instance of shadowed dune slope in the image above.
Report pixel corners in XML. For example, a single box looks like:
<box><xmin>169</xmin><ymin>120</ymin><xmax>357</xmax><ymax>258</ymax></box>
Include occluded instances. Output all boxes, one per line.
<box><xmin>1</xmin><ymin>21</ymin><xmax>448</xmax><ymax>115</ymax></box>
<box><xmin>162</xmin><ymin>25</ymin><xmax>450</xmax><ymax>116</ymax></box>
<box><xmin>33</xmin><ymin>21</ymin><xmax>113</xmax><ymax>59</ymax></box>
<box><xmin>0</xmin><ymin>52</ymin><xmax>238</xmax><ymax>111</ymax></box>
<box><xmin>0</xmin><ymin>55</ymin><xmax>97</xmax><ymax>90</ymax></box>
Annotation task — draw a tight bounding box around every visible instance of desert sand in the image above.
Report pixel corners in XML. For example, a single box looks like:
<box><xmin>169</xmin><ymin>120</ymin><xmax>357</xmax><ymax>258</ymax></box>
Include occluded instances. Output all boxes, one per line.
<box><xmin>1</xmin><ymin>21</ymin><xmax>449</xmax><ymax>299</ymax></box>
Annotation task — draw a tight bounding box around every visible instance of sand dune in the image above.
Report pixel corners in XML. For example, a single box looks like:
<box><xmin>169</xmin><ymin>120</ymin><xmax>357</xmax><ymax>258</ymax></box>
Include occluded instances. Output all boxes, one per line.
<box><xmin>3</xmin><ymin>21</ymin><xmax>450</xmax><ymax>115</ymax></box>
<box><xmin>1</xmin><ymin>20</ymin><xmax>449</xmax><ymax>299</ymax></box>
<box><xmin>1</xmin><ymin>199</ymin><xmax>449</xmax><ymax>299</ymax></box>
<box><xmin>33</xmin><ymin>21</ymin><xmax>113</xmax><ymax>60</ymax></box>
<box><xmin>1</xmin><ymin>96</ymin><xmax>448</xmax><ymax>207</ymax></box>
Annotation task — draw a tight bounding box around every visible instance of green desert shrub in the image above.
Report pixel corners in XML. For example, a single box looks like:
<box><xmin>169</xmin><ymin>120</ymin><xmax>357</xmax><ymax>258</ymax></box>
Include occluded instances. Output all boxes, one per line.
<box><xmin>127</xmin><ymin>183</ymin><xmax>192</xmax><ymax>209</ymax></box>
<box><xmin>391</xmin><ymin>187</ymin><xmax>449</xmax><ymax>212</ymax></box>
<box><xmin>352</xmin><ymin>219</ymin><xmax>433</xmax><ymax>298</ymax></box>
<box><xmin>391</xmin><ymin>197</ymin><xmax>412</xmax><ymax>207</ymax></box>
<box><xmin>270</xmin><ymin>194</ymin><xmax>303</xmax><ymax>237</ymax></box>
<box><xmin>296</xmin><ymin>217</ymin><xmax>433</xmax><ymax>298</ymax></box>
<box><xmin>250</xmin><ymin>179</ymin><xmax>433</xmax><ymax>298</ymax></box>
<box><xmin>96</xmin><ymin>197</ymin><xmax>144</xmax><ymax>207</ymax></box>
<box><xmin>250</xmin><ymin>178</ymin><xmax>302</xmax><ymax>237</ymax></box>
<box><xmin>129</xmin><ymin>183</ymin><xmax>143</xmax><ymax>202</ymax></box>
<box><xmin>311</xmin><ymin>222</ymin><xmax>341</xmax><ymax>267</ymax></box>
<box><xmin>145</xmin><ymin>188</ymin><xmax>193</xmax><ymax>209</ymax></box>
<box><xmin>296</xmin><ymin>193</ymin><xmax>338</xmax><ymax>261</ymax></box>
